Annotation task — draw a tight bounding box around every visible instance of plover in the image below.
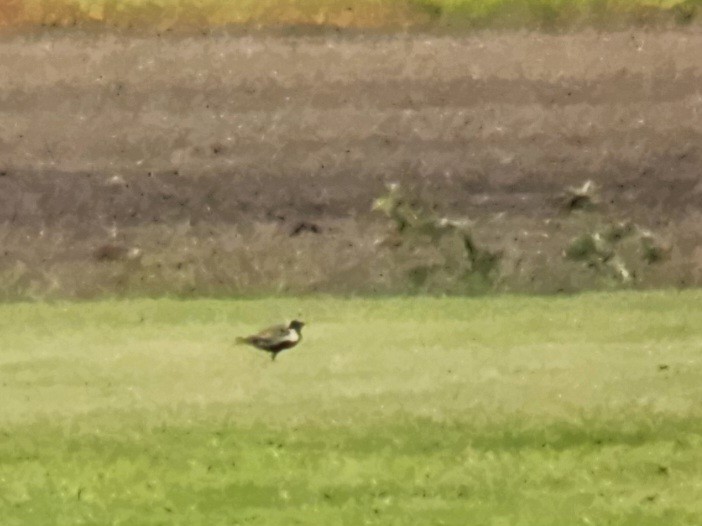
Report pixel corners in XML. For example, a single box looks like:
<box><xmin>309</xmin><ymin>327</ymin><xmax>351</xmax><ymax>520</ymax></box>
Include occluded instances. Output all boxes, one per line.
<box><xmin>236</xmin><ymin>320</ymin><xmax>305</xmax><ymax>361</ymax></box>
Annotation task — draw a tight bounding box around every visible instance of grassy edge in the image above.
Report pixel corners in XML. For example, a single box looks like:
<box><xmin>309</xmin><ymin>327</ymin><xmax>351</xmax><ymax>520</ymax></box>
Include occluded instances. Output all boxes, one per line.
<box><xmin>1</xmin><ymin>0</ymin><xmax>701</xmax><ymax>32</ymax></box>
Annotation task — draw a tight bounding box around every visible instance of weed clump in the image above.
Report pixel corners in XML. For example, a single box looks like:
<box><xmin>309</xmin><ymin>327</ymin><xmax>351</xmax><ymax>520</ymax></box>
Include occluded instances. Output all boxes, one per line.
<box><xmin>373</xmin><ymin>183</ymin><xmax>501</xmax><ymax>293</ymax></box>
<box><xmin>564</xmin><ymin>203</ymin><xmax>670</xmax><ymax>285</ymax></box>
<box><xmin>560</xmin><ymin>180</ymin><xmax>602</xmax><ymax>213</ymax></box>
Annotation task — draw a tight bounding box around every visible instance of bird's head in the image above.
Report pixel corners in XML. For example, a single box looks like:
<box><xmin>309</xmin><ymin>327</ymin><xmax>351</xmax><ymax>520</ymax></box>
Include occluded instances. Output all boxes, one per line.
<box><xmin>289</xmin><ymin>320</ymin><xmax>305</xmax><ymax>332</ymax></box>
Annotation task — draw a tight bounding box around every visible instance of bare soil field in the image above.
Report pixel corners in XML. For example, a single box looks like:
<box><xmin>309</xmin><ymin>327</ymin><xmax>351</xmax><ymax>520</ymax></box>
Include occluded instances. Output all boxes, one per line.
<box><xmin>0</xmin><ymin>28</ymin><xmax>700</xmax><ymax>297</ymax></box>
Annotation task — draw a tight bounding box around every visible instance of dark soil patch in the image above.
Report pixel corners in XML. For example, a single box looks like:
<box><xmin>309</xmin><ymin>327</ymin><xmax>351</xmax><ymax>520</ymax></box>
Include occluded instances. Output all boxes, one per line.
<box><xmin>0</xmin><ymin>29</ymin><xmax>700</xmax><ymax>298</ymax></box>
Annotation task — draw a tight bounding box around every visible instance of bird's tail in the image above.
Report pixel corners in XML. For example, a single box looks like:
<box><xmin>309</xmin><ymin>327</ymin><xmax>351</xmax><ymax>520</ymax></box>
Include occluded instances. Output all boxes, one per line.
<box><xmin>235</xmin><ymin>336</ymin><xmax>250</xmax><ymax>345</ymax></box>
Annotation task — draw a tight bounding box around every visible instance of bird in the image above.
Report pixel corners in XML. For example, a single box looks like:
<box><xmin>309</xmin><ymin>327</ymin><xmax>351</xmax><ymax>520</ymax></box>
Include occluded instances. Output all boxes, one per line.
<box><xmin>236</xmin><ymin>320</ymin><xmax>305</xmax><ymax>361</ymax></box>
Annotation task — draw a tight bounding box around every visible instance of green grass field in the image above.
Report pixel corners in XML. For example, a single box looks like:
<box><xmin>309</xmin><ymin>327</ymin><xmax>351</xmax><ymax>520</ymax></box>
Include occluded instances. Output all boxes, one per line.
<box><xmin>1</xmin><ymin>291</ymin><xmax>702</xmax><ymax>524</ymax></box>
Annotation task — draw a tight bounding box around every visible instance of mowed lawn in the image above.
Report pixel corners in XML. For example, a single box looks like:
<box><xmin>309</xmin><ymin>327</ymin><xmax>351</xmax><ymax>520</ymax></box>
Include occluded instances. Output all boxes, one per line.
<box><xmin>1</xmin><ymin>291</ymin><xmax>701</xmax><ymax>525</ymax></box>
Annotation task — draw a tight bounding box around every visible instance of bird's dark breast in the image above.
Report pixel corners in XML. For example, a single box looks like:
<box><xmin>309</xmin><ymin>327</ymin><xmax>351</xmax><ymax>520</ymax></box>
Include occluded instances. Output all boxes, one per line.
<box><xmin>269</xmin><ymin>340</ymin><xmax>298</xmax><ymax>352</ymax></box>
<box><xmin>252</xmin><ymin>338</ymin><xmax>298</xmax><ymax>352</ymax></box>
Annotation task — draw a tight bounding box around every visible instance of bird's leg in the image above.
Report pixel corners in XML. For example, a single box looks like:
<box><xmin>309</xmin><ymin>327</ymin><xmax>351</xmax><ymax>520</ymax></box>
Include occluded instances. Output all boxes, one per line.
<box><xmin>271</xmin><ymin>352</ymin><xmax>277</xmax><ymax>362</ymax></box>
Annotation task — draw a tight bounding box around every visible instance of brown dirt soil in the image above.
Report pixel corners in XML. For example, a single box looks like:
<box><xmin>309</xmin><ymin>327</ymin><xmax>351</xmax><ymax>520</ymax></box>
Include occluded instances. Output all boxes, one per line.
<box><xmin>0</xmin><ymin>28</ymin><xmax>700</xmax><ymax>298</ymax></box>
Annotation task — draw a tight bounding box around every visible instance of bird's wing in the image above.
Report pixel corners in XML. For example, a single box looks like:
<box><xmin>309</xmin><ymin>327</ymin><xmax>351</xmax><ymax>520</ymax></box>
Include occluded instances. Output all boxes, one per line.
<box><xmin>254</xmin><ymin>324</ymin><xmax>289</xmax><ymax>340</ymax></box>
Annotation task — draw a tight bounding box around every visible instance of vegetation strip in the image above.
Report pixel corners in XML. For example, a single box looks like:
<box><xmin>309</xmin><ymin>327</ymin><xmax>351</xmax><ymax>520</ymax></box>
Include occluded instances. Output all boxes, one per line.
<box><xmin>1</xmin><ymin>0</ymin><xmax>701</xmax><ymax>31</ymax></box>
